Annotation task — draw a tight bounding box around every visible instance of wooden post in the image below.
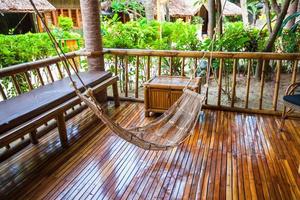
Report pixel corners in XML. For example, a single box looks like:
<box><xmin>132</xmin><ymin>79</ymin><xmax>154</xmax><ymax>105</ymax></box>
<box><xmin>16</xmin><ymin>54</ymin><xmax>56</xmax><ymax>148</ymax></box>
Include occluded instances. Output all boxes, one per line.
<box><xmin>29</xmin><ymin>130</ymin><xmax>38</xmax><ymax>145</ymax></box>
<box><xmin>272</xmin><ymin>60</ymin><xmax>281</xmax><ymax>111</ymax></box>
<box><xmin>158</xmin><ymin>57</ymin><xmax>162</xmax><ymax>76</ymax></box>
<box><xmin>51</xmin><ymin>11</ymin><xmax>58</xmax><ymax>26</ymax></box>
<box><xmin>0</xmin><ymin>84</ymin><xmax>7</xmax><ymax>100</ymax></box>
<box><xmin>36</xmin><ymin>15</ymin><xmax>43</xmax><ymax>32</ymax></box>
<box><xmin>125</xmin><ymin>57</ymin><xmax>129</xmax><ymax>97</ymax></box>
<box><xmin>24</xmin><ymin>72</ymin><xmax>33</xmax><ymax>91</ymax></box>
<box><xmin>181</xmin><ymin>57</ymin><xmax>185</xmax><ymax>76</ymax></box>
<box><xmin>146</xmin><ymin>56</ymin><xmax>151</xmax><ymax>80</ymax></box>
<box><xmin>56</xmin><ymin>113</ymin><xmax>68</xmax><ymax>148</ymax></box>
<box><xmin>259</xmin><ymin>60</ymin><xmax>266</xmax><ymax>110</ymax></box>
<box><xmin>291</xmin><ymin>60</ymin><xmax>298</xmax><ymax>84</ymax></box>
<box><xmin>112</xmin><ymin>82</ymin><xmax>120</xmax><ymax>107</ymax></box>
<box><xmin>135</xmin><ymin>56</ymin><xmax>140</xmax><ymax>98</ymax></box>
<box><xmin>114</xmin><ymin>55</ymin><xmax>118</xmax><ymax>76</ymax></box>
<box><xmin>231</xmin><ymin>59</ymin><xmax>237</xmax><ymax>107</ymax></box>
<box><xmin>144</xmin><ymin>87</ymin><xmax>149</xmax><ymax>117</ymax></box>
<box><xmin>76</xmin><ymin>9</ymin><xmax>81</xmax><ymax>27</ymax></box>
<box><xmin>217</xmin><ymin>59</ymin><xmax>223</xmax><ymax>106</ymax></box>
<box><xmin>245</xmin><ymin>59</ymin><xmax>251</xmax><ymax>109</ymax></box>
<box><xmin>11</xmin><ymin>75</ymin><xmax>21</xmax><ymax>95</ymax></box>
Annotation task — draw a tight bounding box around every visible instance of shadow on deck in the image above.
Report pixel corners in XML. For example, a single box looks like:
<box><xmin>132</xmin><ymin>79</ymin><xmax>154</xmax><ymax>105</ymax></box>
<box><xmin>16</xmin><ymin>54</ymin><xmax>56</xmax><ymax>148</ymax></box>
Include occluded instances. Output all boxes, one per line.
<box><xmin>0</xmin><ymin>101</ymin><xmax>299</xmax><ymax>199</ymax></box>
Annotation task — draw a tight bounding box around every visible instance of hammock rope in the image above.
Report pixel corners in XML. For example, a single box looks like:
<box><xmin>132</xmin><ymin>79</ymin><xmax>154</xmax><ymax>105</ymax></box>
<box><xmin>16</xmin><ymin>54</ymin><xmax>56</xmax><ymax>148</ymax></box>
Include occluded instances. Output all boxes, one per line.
<box><xmin>29</xmin><ymin>0</ymin><xmax>226</xmax><ymax>150</ymax></box>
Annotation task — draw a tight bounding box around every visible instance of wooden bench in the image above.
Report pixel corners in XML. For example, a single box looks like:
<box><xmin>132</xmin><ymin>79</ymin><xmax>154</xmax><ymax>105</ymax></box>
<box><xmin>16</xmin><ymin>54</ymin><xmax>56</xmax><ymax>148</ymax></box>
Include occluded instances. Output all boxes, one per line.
<box><xmin>0</xmin><ymin>71</ymin><xmax>119</xmax><ymax>149</ymax></box>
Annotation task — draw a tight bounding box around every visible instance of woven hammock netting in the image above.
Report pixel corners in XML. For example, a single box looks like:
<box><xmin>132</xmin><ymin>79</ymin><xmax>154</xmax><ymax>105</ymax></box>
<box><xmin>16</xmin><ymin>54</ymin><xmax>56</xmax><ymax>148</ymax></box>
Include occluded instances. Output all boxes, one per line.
<box><xmin>77</xmin><ymin>88</ymin><xmax>206</xmax><ymax>151</ymax></box>
<box><xmin>28</xmin><ymin>0</ymin><xmax>213</xmax><ymax>151</ymax></box>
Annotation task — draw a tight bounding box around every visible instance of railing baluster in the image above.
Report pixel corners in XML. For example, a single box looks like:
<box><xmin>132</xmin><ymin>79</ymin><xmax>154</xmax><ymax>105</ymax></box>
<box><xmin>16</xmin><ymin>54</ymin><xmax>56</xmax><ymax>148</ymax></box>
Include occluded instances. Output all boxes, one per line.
<box><xmin>158</xmin><ymin>56</ymin><xmax>162</xmax><ymax>76</ymax></box>
<box><xmin>0</xmin><ymin>83</ymin><xmax>7</xmax><ymax>100</ymax></box>
<box><xmin>259</xmin><ymin>60</ymin><xmax>266</xmax><ymax>110</ymax></box>
<box><xmin>194</xmin><ymin>58</ymin><xmax>198</xmax><ymax>77</ymax></box>
<box><xmin>125</xmin><ymin>56</ymin><xmax>129</xmax><ymax>97</ymax></box>
<box><xmin>170</xmin><ymin>57</ymin><xmax>173</xmax><ymax>76</ymax></box>
<box><xmin>231</xmin><ymin>59</ymin><xmax>238</xmax><ymax>107</ymax></box>
<box><xmin>181</xmin><ymin>57</ymin><xmax>185</xmax><ymax>76</ymax></box>
<box><xmin>205</xmin><ymin>58</ymin><xmax>211</xmax><ymax>104</ymax></box>
<box><xmin>12</xmin><ymin>75</ymin><xmax>22</xmax><ymax>95</ymax></box>
<box><xmin>24</xmin><ymin>72</ymin><xmax>33</xmax><ymax>90</ymax></box>
<box><xmin>146</xmin><ymin>56</ymin><xmax>150</xmax><ymax>80</ymax></box>
<box><xmin>46</xmin><ymin>66</ymin><xmax>55</xmax><ymax>82</ymax></box>
<box><xmin>135</xmin><ymin>56</ymin><xmax>139</xmax><ymax>98</ymax></box>
<box><xmin>272</xmin><ymin>60</ymin><xmax>281</xmax><ymax>111</ymax></box>
<box><xmin>56</xmin><ymin>63</ymin><xmax>64</xmax><ymax>79</ymax></box>
<box><xmin>245</xmin><ymin>59</ymin><xmax>251</xmax><ymax>109</ymax></box>
<box><xmin>291</xmin><ymin>60</ymin><xmax>298</xmax><ymax>84</ymax></box>
<box><xmin>114</xmin><ymin>55</ymin><xmax>118</xmax><ymax>76</ymax></box>
<box><xmin>217</xmin><ymin>59</ymin><xmax>223</xmax><ymax>106</ymax></box>
<box><xmin>36</xmin><ymin>68</ymin><xmax>45</xmax><ymax>86</ymax></box>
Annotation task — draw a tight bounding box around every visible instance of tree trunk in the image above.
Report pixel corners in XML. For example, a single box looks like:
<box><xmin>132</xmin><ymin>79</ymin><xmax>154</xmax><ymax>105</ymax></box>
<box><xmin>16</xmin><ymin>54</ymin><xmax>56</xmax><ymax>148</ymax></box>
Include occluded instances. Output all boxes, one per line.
<box><xmin>286</xmin><ymin>0</ymin><xmax>299</xmax><ymax>29</ymax></box>
<box><xmin>207</xmin><ymin>0</ymin><xmax>216</xmax><ymax>38</ymax></box>
<box><xmin>80</xmin><ymin>0</ymin><xmax>104</xmax><ymax>71</ymax></box>
<box><xmin>80</xmin><ymin>0</ymin><xmax>106</xmax><ymax>102</ymax></box>
<box><xmin>264</xmin><ymin>0</ymin><xmax>292</xmax><ymax>52</ymax></box>
<box><xmin>216</xmin><ymin>0</ymin><xmax>223</xmax><ymax>34</ymax></box>
<box><xmin>144</xmin><ymin>0</ymin><xmax>154</xmax><ymax>20</ymax></box>
<box><xmin>240</xmin><ymin>0</ymin><xmax>249</xmax><ymax>26</ymax></box>
<box><xmin>255</xmin><ymin>0</ymin><xmax>292</xmax><ymax>80</ymax></box>
<box><xmin>264</xmin><ymin>0</ymin><xmax>272</xmax><ymax>33</ymax></box>
<box><xmin>165</xmin><ymin>1</ymin><xmax>170</xmax><ymax>21</ymax></box>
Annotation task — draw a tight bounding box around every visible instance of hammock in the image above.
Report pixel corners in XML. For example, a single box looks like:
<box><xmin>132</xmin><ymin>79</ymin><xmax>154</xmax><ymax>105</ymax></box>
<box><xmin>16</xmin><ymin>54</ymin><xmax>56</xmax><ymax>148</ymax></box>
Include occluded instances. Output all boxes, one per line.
<box><xmin>29</xmin><ymin>0</ymin><xmax>221</xmax><ymax>151</ymax></box>
<box><xmin>77</xmin><ymin>88</ymin><xmax>205</xmax><ymax>150</ymax></box>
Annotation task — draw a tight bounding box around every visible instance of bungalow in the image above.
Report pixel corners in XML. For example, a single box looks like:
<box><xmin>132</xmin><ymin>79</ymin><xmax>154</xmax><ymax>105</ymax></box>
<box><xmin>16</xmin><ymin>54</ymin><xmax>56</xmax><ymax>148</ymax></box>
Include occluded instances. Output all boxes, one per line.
<box><xmin>0</xmin><ymin>0</ymin><xmax>56</xmax><ymax>34</ymax></box>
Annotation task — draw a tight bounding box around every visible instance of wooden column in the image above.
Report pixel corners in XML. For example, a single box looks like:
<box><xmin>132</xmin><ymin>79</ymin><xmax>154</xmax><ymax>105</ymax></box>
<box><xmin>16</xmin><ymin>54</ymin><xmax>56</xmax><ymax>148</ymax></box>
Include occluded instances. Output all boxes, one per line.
<box><xmin>56</xmin><ymin>113</ymin><xmax>68</xmax><ymax>148</ymax></box>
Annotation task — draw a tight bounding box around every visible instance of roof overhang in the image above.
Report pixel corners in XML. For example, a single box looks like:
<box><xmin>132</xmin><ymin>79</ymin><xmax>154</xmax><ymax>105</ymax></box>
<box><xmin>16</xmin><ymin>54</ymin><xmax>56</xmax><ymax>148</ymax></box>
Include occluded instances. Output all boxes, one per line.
<box><xmin>0</xmin><ymin>0</ymin><xmax>56</xmax><ymax>13</ymax></box>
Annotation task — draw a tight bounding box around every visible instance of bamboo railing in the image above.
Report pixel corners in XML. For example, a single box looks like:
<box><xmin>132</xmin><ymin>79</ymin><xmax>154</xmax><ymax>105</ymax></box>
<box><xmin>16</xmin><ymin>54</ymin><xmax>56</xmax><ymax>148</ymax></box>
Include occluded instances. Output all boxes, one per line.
<box><xmin>0</xmin><ymin>49</ymin><xmax>299</xmax><ymax>117</ymax></box>
<box><xmin>102</xmin><ymin>48</ymin><xmax>300</xmax><ymax>116</ymax></box>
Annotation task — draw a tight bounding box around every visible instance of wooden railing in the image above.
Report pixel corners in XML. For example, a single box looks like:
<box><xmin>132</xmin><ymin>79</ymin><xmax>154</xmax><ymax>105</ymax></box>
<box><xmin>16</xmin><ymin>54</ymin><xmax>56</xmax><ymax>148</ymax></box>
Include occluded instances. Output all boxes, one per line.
<box><xmin>102</xmin><ymin>48</ymin><xmax>300</xmax><ymax>116</ymax></box>
<box><xmin>0</xmin><ymin>51</ymin><xmax>84</xmax><ymax>100</ymax></box>
<box><xmin>0</xmin><ymin>49</ymin><xmax>299</xmax><ymax>117</ymax></box>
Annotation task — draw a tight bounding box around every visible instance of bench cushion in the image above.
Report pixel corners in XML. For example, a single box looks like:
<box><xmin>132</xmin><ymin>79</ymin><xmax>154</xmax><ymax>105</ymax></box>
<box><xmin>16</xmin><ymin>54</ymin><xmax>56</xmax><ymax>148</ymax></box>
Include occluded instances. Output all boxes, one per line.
<box><xmin>0</xmin><ymin>71</ymin><xmax>111</xmax><ymax>133</ymax></box>
<box><xmin>283</xmin><ymin>94</ymin><xmax>300</xmax><ymax>106</ymax></box>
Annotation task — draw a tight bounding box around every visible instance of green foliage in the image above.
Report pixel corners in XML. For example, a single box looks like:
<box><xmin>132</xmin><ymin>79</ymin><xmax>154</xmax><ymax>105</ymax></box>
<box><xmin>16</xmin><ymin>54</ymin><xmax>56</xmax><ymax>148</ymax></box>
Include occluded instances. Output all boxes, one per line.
<box><xmin>0</xmin><ymin>33</ymin><xmax>55</xmax><ymax>68</ymax></box>
<box><xmin>102</xmin><ymin>18</ymin><xmax>202</xmax><ymax>50</ymax></box>
<box><xmin>111</xmin><ymin>0</ymin><xmax>144</xmax><ymax>15</ymax></box>
<box><xmin>58</xmin><ymin>16</ymin><xmax>74</xmax><ymax>31</ymax></box>
<box><xmin>202</xmin><ymin>22</ymin><xmax>267</xmax><ymax>52</ymax></box>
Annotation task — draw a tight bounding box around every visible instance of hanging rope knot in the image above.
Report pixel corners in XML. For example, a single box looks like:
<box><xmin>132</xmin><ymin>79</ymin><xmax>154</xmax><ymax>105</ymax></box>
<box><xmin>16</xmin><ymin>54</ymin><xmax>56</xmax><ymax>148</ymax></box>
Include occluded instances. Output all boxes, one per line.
<box><xmin>86</xmin><ymin>88</ymin><xmax>94</xmax><ymax>97</ymax></box>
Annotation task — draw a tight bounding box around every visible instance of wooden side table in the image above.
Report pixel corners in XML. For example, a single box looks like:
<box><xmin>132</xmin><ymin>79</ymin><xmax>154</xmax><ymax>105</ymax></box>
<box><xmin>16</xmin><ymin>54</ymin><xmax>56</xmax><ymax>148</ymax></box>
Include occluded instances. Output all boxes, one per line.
<box><xmin>144</xmin><ymin>76</ymin><xmax>201</xmax><ymax>117</ymax></box>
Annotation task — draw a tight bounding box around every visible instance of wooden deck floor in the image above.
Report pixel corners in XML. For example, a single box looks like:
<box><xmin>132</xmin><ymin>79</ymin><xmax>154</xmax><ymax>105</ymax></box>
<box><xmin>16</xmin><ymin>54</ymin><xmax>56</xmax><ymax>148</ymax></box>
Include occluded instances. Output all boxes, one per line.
<box><xmin>0</xmin><ymin>102</ymin><xmax>300</xmax><ymax>200</ymax></box>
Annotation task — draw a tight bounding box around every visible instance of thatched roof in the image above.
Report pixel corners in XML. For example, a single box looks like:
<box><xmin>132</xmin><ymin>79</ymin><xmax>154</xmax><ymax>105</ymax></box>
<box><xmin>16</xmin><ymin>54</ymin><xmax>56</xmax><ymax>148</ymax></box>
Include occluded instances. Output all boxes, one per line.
<box><xmin>0</xmin><ymin>0</ymin><xmax>56</xmax><ymax>13</ymax></box>
<box><xmin>140</xmin><ymin>0</ymin><xmax>242</xmax><ymax>17</ymax></box>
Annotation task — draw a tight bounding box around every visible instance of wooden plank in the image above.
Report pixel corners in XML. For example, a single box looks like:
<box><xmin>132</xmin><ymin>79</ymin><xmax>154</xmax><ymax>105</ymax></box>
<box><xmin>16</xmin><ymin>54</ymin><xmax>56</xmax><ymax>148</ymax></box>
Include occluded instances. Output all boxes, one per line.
<box><xmin>272</xmin><ymin>60</ymin><xmax>281</xmax><ymax>111</ymax></box>
<box><xmin>231</xmin><ymin>59</ymin><xmax>237</xmax><ymax>108</ymax></box>
<box><xmin>217</xmin><ymin>59</ymin><xmax>223</xmax><ymax>106</ymax></box>
<box><xmin>259</xmin><ymin>60</ymin><xmax>266</xmax><ymax>110</ymax></box>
